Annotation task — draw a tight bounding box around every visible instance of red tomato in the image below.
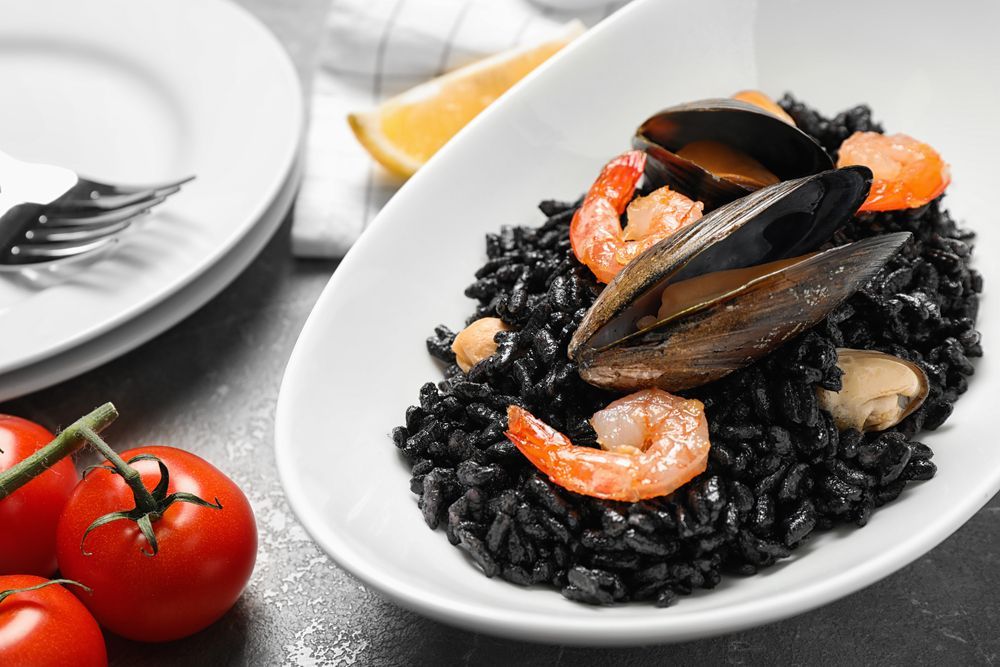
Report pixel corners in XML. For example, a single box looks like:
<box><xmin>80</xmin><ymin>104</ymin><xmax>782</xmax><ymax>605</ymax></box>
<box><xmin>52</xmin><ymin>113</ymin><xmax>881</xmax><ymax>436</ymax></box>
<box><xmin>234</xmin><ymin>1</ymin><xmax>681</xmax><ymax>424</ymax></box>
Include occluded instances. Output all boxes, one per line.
<box><xmin>56</xmin><ymin>446</ymin><xmax>257</xmax><ymax>642</ymax></box>
<box><xmin>0</xmin><ymin>416</ymin><xmax>78</xmax><ymax>576</ymax></box>
<box><xmin>0</xmin><ymin>575</ymin><xmax>107</xmax><ymax>666</ymax></box>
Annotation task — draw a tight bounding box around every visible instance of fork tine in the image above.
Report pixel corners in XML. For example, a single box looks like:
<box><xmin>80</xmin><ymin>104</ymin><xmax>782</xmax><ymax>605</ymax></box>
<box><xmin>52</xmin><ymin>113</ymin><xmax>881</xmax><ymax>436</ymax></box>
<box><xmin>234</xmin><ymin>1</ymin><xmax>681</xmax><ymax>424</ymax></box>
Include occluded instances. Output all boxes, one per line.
<box><xmin>105</xmin><ymin>175</ymin><xmax>194</xmax><ymax>194</ymax></box>
<box><xmin>79</xmin><ymin>175</ymin><xmax>195</xmax><ymax>198</ymax></box>
<box><xmin>93</xmin><ymin>185</ymin><xmax>180</xmax><ymax>210</ymax></box>
<box><xmin>52</xmin><ymin>174</ymin><xmax>191</xmax><ymax>211</ymax></box>
<box><xmin>23</xmin><ymin>217</ymin><xmax>137</xmax><ymax>244</ymax></box>
<box><xmin>8</xmin><ymin>235</ymin><xmax>119</xmax><ymax>260</ymax></box>
<box><xmin>53</xmin><ymin>185</ymin><xmax>182</xmax><ymax>212</ymax></box>
<box><xmin>42</xmin><ymin>197</ymin><xmax>165</xmax><ymax>227</ymax></box>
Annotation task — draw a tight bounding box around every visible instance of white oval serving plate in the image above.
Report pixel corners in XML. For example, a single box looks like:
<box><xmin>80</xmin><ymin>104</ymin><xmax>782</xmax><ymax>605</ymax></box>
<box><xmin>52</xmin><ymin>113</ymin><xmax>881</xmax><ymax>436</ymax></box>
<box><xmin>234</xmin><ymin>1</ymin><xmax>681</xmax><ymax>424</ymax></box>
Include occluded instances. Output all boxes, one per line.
<box><xmin>276</xmin><ymin>0</ymin><xmax>998</xmax><ymax>645</ymax></box>
<box><xmin>0</xmin><ymin>0</ymin><xmax>301</xmax><ymax>383</ymax></box>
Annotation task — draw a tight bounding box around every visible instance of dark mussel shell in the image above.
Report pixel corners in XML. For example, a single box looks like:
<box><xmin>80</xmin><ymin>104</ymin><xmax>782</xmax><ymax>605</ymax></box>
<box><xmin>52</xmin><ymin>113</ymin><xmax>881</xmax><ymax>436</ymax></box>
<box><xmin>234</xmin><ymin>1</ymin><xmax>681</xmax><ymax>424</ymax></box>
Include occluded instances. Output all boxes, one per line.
<box><xmin>570</xmin><ymin>167</ymin><xmax>873</xmax><ymax>354</ymax></box>
<box><xmin>634</xmin><ymin>98</ymin><xmax>833</xmax><ymax>210</ymax></box>
<box><xmin>574</xmin><ymin>233</ymin><xmax>910</xmax><ymax>391</ymax></box>
<box><xmin>568</xmin><ymin>167</ymin><xmax>912</xmax><ymax>392</ymax></box>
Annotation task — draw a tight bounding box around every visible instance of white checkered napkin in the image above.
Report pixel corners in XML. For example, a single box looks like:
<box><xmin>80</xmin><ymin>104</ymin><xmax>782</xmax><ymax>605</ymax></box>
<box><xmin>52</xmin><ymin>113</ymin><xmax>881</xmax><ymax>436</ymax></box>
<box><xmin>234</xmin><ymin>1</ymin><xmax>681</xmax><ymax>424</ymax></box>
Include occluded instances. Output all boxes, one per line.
<box><xmin>292</xmin><ymin>0</ymin><xmax>630</xmax><ymax>259</ymax></box>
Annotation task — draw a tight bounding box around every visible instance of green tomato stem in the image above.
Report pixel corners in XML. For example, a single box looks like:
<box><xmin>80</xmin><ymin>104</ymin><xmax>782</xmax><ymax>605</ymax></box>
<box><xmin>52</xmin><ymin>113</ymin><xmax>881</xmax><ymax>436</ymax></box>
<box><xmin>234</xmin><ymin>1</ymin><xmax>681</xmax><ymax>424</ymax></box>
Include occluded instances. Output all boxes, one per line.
<box><xmin>75</xmin><ymin>441</ymin><xmax>223</xmax><ymax>557</ymax></box>
<box><xmin>77</xmin><ymin>426</ymin><xmax>159</xmax><ymax>515</ymax></box>
<box><xmin>0</xmin><ymin>403</ymin><xmax>118</xmax><ymax>502</ymax></box>
<box><xmin>0</xmin><ymin>578</ymin><xmax>92</xmax><ymax>604</ymax></box>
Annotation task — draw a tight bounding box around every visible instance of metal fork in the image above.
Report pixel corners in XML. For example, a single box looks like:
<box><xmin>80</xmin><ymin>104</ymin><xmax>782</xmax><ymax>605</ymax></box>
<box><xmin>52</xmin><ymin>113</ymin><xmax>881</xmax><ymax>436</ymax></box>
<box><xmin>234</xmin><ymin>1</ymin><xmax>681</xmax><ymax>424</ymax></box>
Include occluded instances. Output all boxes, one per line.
<box><xmin>0</xmin><ymin>149</ymin><xmax>193</xmax><ymax>270</ymax></box>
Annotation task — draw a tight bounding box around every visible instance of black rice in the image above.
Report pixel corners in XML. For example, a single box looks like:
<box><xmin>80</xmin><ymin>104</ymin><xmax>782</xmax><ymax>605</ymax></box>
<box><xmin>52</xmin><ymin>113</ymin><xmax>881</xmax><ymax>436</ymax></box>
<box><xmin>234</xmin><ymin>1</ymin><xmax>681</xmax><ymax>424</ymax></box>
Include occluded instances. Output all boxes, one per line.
<box><xmin>392</xmin><ymin>96</ymin><xmax>983</xmax><ymax>605</ymax></box>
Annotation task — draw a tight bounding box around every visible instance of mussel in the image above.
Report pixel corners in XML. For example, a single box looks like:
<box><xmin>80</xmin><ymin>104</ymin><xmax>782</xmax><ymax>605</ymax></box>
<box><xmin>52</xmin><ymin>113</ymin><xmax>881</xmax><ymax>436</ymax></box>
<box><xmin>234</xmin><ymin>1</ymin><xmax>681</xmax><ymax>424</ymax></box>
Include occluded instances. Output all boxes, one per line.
<box><xmin>817</xmin><ymin>349</ymin><xmax>929</xmax><ymax>432</ymax></box>
<box><xmin>568</xmin><ymin>167</ymin><xmax>912</xmax><ymax>392</ymax></box>
<box><xmin>634</xmin><ymin>98</ymin><xmax>832</xmax><ymax>210</ymax></box>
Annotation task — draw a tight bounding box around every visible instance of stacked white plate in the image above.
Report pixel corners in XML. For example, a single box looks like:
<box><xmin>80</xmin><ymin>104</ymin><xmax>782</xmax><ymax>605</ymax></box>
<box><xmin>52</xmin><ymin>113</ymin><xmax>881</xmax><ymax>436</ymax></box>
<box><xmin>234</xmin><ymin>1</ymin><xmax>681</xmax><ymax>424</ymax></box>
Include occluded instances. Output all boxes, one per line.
<box><xmin>0</xmin><ymin>0</ymin><xmax>302</xmax><ymax>401</ymax></box>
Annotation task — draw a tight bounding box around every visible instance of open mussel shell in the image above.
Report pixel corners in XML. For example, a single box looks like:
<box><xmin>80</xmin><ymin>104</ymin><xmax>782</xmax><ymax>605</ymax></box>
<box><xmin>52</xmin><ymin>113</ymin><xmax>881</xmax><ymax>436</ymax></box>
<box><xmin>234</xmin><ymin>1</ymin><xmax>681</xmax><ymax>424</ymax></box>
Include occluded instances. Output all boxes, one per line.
<box><xmin>570</xmin><ymin>167</ymin><xmax>873</xmax><ymax>356</ymax></box>
<box><xmin>634</xmin><ymin>98</ymin><xmax>833</xmax><ymax>210</ymax></box>
<box><xmin>574</xmin><ymin>234</ymin><xmax>910</xmax><ymax>391</ymax></box>
<box><xmin>569</xmin><ymin>168</ymin><xmax>912</xmax><ymax>392</ymax></box>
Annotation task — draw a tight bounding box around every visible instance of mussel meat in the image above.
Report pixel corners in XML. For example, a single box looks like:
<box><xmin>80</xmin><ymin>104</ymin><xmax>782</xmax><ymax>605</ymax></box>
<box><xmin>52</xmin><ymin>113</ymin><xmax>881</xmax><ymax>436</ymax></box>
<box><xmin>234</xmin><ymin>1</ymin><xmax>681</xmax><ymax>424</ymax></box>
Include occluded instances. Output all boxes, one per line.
<box><xmin>817</xmin><ymin>349</ymin><xmax>929</xmax><ymax>432</ymax></box>
<box><xmin>634</xmin><ymin>98</ymin><xmax>832</xmax><ymax>210</ymax></box>
<box><xmin>568</xmin><ymin>167</ymin><xmax>912</xmax><ymax>392</ymax></box>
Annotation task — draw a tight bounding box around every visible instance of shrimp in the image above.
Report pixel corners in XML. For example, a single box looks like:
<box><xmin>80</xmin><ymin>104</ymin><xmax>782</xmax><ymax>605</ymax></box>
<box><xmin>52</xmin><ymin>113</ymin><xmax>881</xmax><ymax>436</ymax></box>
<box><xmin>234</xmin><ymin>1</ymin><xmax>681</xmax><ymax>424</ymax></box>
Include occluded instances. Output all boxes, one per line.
<box><xmin>570</xmin><ymin>151</ymin><xmax>704</xmax><ymax>284</ymax></box>
<box><xmin>505</xmin><ymin>389</ymin><xmax>710</xmax><ymax>502</ymax></box>
<box><xmin>837</xmin><ymin>132</ymin><xmax>950</xmax><ymax>212</ymax></box>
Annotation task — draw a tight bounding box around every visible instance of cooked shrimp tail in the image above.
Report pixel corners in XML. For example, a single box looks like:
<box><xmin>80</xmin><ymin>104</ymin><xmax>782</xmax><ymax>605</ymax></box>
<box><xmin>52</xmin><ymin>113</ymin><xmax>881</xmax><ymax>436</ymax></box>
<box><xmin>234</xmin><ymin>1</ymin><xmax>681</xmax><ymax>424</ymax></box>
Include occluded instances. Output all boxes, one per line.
<box><xmin>505</xmin><ymin>389</ymin><xmax>711</xmax><ymax>502</ymax></box>
<box><xmin>570</xmin><ymin>151</ymin><xmax>703</xmax><ymax>284</ymax></box>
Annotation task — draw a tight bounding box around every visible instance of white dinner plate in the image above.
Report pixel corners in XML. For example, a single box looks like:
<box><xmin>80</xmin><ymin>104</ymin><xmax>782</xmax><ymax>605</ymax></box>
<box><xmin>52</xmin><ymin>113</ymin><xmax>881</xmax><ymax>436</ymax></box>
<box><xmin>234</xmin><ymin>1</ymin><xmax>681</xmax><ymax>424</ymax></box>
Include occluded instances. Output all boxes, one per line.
<box><xmin>276</xmin><ymin>0</ymin><xmax>998</xmax><ymax>645</ymax></box>
<box><xmin>0</xmin><ymin>0</ymin><xmax>301</xmax><ymax>381</ymax></box>
<box><xmin>0</xmin><ymin>158</ymin><xmax>301</xmax><ymax>402</ymax></box>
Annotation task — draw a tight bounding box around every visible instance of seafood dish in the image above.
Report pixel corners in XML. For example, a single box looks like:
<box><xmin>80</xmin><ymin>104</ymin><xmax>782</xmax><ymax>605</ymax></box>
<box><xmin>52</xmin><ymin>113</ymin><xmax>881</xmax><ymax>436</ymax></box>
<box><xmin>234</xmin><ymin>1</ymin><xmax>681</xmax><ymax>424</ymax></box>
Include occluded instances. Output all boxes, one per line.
<box><xmin>392</xmin><ymin>92</ymin><xmax>982</xmax><ymax>606</ymax></box>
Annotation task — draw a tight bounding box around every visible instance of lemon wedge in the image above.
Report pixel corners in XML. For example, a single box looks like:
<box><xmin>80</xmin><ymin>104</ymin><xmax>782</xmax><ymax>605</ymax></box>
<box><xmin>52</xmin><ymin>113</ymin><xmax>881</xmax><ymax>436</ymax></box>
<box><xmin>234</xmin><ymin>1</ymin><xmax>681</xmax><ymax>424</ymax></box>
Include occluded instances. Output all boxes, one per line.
<box><xmin>348</xmin><ymin>22</ymin><xmax>584</xmax><ymax>178</ymax></box>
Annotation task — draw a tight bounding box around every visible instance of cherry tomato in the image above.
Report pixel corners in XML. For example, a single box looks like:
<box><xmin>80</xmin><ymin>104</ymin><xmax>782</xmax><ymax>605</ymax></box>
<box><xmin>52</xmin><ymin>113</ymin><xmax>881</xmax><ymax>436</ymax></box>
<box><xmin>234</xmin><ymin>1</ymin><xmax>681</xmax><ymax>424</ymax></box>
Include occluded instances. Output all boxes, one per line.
<box><xmin>0</xmin><ymin>416</ymin><xmax>78</xmax><ymax>576</ymax></box>
<box><xmin>0</xmin><ymin>575</ymin><xmax>106</xmax><ymax>666</ymax></box>
<box><xmin>56</xmin><ymin>446</ymin><xmax>257</xmax><ymax>642</ymax></box>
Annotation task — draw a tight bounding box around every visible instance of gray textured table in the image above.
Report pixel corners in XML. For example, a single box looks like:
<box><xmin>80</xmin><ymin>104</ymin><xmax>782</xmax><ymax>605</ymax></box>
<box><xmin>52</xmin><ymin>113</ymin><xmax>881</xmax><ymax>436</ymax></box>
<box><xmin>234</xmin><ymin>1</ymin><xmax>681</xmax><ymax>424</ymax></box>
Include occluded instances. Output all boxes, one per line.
<box><xmin>3</xmin><ymin>2</ymin><xmax>998</xmax><ymax>664</ymax></box>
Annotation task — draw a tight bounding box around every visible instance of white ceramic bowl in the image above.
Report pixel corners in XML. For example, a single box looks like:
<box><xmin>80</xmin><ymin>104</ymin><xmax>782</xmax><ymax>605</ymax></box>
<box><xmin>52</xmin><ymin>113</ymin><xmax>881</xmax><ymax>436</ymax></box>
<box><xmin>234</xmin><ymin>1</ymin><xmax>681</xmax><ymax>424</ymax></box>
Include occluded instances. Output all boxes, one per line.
<box><xmin>276</xmin><ymin>0</ymin><xmax>999</xmax><ymax>645</ymax></box>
